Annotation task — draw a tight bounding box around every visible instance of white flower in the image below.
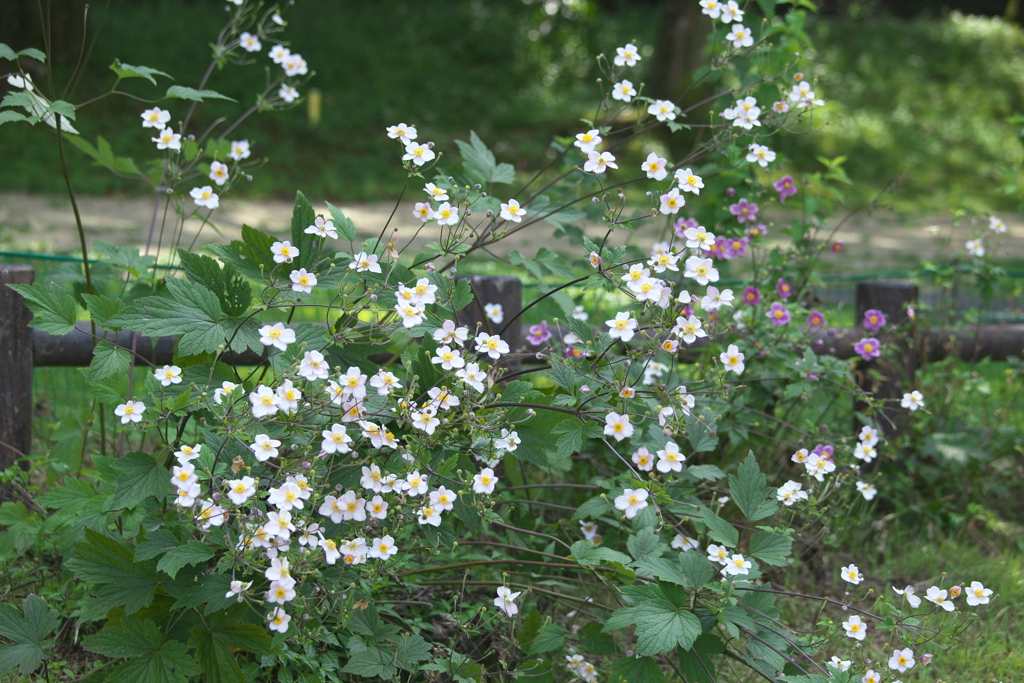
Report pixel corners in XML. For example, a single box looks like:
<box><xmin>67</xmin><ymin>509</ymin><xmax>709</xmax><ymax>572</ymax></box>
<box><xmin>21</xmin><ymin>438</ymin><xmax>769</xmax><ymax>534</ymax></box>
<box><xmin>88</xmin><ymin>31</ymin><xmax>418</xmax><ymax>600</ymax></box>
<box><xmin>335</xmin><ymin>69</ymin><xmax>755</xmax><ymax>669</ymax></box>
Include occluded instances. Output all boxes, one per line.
<box><xmin>418</xmin><ymin>504</ymin><xmax>442</xmax><ymax>527</ymax></box>
<box><xmin>671</xmin><ymin>534</ymin><xmax>699</xmax><ymax>551</ymax></box>
<box><xmin>842</xmin><ymin>615</ymin><xmax>867</xmax><ymax>640</ymax></box>
<box><xmin>268</xmin><ymin>45</ymin><xmax>290</xmax><ymax>64</ymax></box>
<box><xmin>267</xmin><ymin>607</ymin><xmax>291</xmax><ymax>633</ymax></box>
<box><xmin>965</xmin><ymin>238</ymin><xmax>985</xmax><ymax>258</ymax></box>
<box><xmin>434</xmin><ymin>320</ymin><xmax>470</xmax><ymax>347</ymax></box>
<box><xmin>684</xmin><ymin>226</ymin><xmax>715</xmax><ymax>252</ymax></box>
<box><xmin>853</xmin><ymin>442</ymin><xmax>877</xmax><ymax>463</ymax></box>
<box><xmin>672</xmin><ymin>314</ymin><xmax>706</xmax><ymax>344</ymax></box>
<box><xmin>297</xmin><ymin>350</ymin><xmax>329</xmax><ymax>381</ymax></box>
<box><xmin>228</xmin><ymin>140</ymin><xmax>251</xmax><ymax>161</ymax></box>
<box><xmin>925</xmin><ymin>586</ymin><xmax>955</xmax><ymax>612</ymax></box>
<box><xmin>367</xmin><ymin>495</ymin><xmax>389</xmax><ymax>520</ymax></box>
<box><xmin>500</xmin><ymin>199</ymin><xmax>526</xmax><ymax>222</ymax></box>
<box><xmin>726</xmin><ymin>23</ymin><xmax>754</xmax><ymax>48</ymax></box>
<box><xmin>174</xmin><ymin>444</ymin><xmax>201</xmax><ymax>463</ymax></box>
<box><xmin>259</xmin><ymin>322</ymin><xmax>295</xmax><ymax>351</ymax></box>
<box><xmin>805</xmin><ymin>455</ymin><xmax>836</xmax><ymax>482</ymax></box>
<box><xmin>457</xmin><ymin>362</ymin><xmax>487</xmax><ymax>393</ymax></box>
<box><xmin>250</xmin><ymin>433</ymin><xmax>281</xmax><ymax>461</ymax></box>
<box><xmin>893</xmin><ymin>585</ymin><xmax>922</xmax><ymax>608</ymax></box>
<box><xmin>114</xmin><ymin>400</ymin><xmax>145</xmax><ymax>424</ymax></box>
<box><xmin>371</xmin><ymin>369</ymin><xmax>403</xmax><ymax>395</ymax></box>
<box><xmin>320</xmin><ymin>537</ymin><xmax>342</xmax><ymax>565</ymax></box>
<box><xmin>170</xmin><ymin>462</ymin><xmax>197</xmax><ymax>491</ymax></box>
<box><xmin>475</xmin><ymin>332</ymin><xmax>509</xmax><ymax>359</ymax></box>
<box><xmin>828</xmin><ymin>656</ymin><xmax>851</xmax><ymax>672</ymax></box>
<box><xmin>722</xmin><ymin>553</ymin><xmax>752</xmax><ymax>576</ymax></box>
<box><xmin>289</xmin><ymin>268</ymin><xmax>317</xmax><ymax>294</ymax></box>
<box><xmin>856</xmin><ymin>481</ymin><xmax>878</xmax><ymax>501</ymax></box>
<box><xmin>209</xmin><ymin>161</ymin><xmax>229</xmax><ymax>186</ymax></box>
<box><xmin>604</xmin><ymin>412</ymin><xmax>634</xmax><ymax>441</ymax></box>
<box><xmin>268</xmin><ymin>482</ymin><xmax>304</xmax><ymax>512</ymax></box>
<box><xmin>410</xmin><ymin>406</ymin><xmax>440</xmax><ymax>435</ymax></box>
<box><xmin>720</xmin><ymin>0</ymin><xmax>744</xmax><ymax>22</ymax></box>
<box><xmin>270</xmin><ymin>241</ymin><xmax>298</xmax><ymax>264</ymax></box>
<box><xmin>707</xmin><ymin>544</ymin><xmax>730</xmax><ymax>565</ymax></box>
<box><xmin>430</xmin><ymin>486</ymin><xmax>457</xmax><ymax>512</ymax></box>
<box><xmin>656</xmin><ymin>442</ymin><xmax>686</xmax><ymax>473</ymax></box>
<box><xmin>614</xmin><ymin>43</ymin><xmax>641</xmax><ymax>67</ymax></box>
<box><xmin>746</xmin><ymin>144</ymin><xmax>776</xmax><ymax>167</ymax></box>
<box><xmin>226</xmin><ymin>476</ymin><xmax>257</xmax><ymax>505</ymax></box>
<box><xmin>473</xmin><ymin>468</ymin><xmax>499</xmax><ymax>494</ymax></box>
<box><xmin>403</xmin><ymin>141</ymin><xmax>436</xmax><ymax>166</ymax></box>
<box><xmin>966</xmin><ymin>580</ymin><xmax>992</xmax><ymax>606</ymax></box>
<box><xmin>238</xmin><ymin>31</ymin><xmax>261</xmax><ymax>52</ymax></box>
<box><xmin>888</xmin><ymin>648</ymin><xmax>915</xmax><ymax>674</ymax></box>
<box><xmin>152</xmin><ymin>127</ymin><xmax>181</xmax><ymax>151</ymax></box>
<box><xmin>659</xmin><ymin>188</ymin><xmax>685</xmax><ymax>215</ymax></box>
<box><xmin>584</xmin><ymin>150</ymin><xmax>618</xmax><ymax>174</ymax></box>
<box><xmin>494</xmin><ymin>429</ymin><xmax>520</xmax><ymax>452</ymax></box>
<box><xmin>435</xmin><ymin>202</ymin><xmax>459</xmax><ymax>226</ymax></box>
<box><xmin>321</xmin><ymin>423</ymin><xmax>352</xmax><ymax>454</ymax></box>
<box><xmin>701</xmin><ymin>286</ymin><xmax>733</xmax><ymax>311</ymax></box>
<box><xmin>140</xmin><ymin>107</ymin><xmax>170</xmax><ymax>129</ymax></box>
<box><xmin>395</xmin><ymin>303</ymin><xmax>425</xmax><ymax>328</ymax></box>
<box><xmin>225</xmin><ymin>580</ymin><xmax>251</xmax><ymax>602</ymax></box>
<box><xmin>611</xmin><ymin>80</ymin><xmax>636</xmax><ymax>103</ymax></box>
<box><xmin>675</xmin><ymin>168</ymin><xmax>704</xmax><ymax>194</ymax></box>
<box><xmin>700</xmin><ymin>0</ymin><xmax>723</xmax><ymax>20</ymax></box>
<box><xmin>900</xmin><ymin>390</ymin><xmax>924</xmax><ymax>411</ymax></box>
<box><xmin>614</xmin><ymin>488</ymin><xmax>649</xmax><ymax>518</ymax></box>
<box><xmin>989</xmin><ymin>215</ymin><xmax>1007</xmax><ymax>233</ymax></box>
<box><xmin>368</xmin><ymin>535</ymin><xmax>398</xmax><ymax>561</ymax></box>
<box><xmin>606</xmin><ymin>312</ymin><xmax>637</xmax><ymax>342</ymax></box>
<box><xmin>190</xmin><ymin>186</ymin><xmax>219</xmax><ymax>210</ymax></box>
<box><xmin>684</xmin><ymin>256</ymin><xmax>718</xmax><ymax>285</ymax></box>
<box><xmin>213</xmin><ymin>381</ymin><xmax>238</xmax><ymax>404</ymax></box>
<box><xmin>153</xmin><ymin>364</ymin><xmax>182</xmax><ymax>386</ymax></box>
<box><xmin>306</xmin><ymin>216</ymin><xmax>339</xmax><ymax>240</ymax></box>
<box><xmin>278</xmin><ymin>84</ymin><xmax>299</xmax><ymax>103</ymax></box>
<box><xmin>841</xmin><ymin>564</ymin><xmax>864</xmax><ymax>585</ymax></box>
<box><xmin>386</xmin><ymin>123</ymin><xmax>418</xmax><ymax>144</ymax></box>
<box><xmin>720</xmin><ymin>344</ymin><xmax>745</xmax><ymax>374</ymax></box>
<box><xmin>859</xmin><ymin>425</ymin><xmax>879</xmax><ymax>446</ymax></box>
<box><xmin>862</xmin><ymin>669</ymin><xmax>881</xmax><ymax>683</ymax></box>
<box><xmin>484</xmin><ymin>303</ymin><xmax>504</xmax><ymax>324</ymax></box>
<box><xmin>424</xmin><ymin>182</ymin><xmax>448</xmax><ymax>200</ymax></box>
<box><xmin>282</xmin><ymin>53</ymin><xmax>308</xmax><ymax>77</ymax></box>
<box><xmin>494</xmin><ymin>586</ymin><xmax>521</xmax><ymax>617</ymax></box>
<box><xmin>721</xmin><ymin>96</ymin><xmax>761</xmax><ymax>130</ymax></box>
<box><xmin>776</xmin><ymin>480</ymin><xmax>808</xmax><ymax>506</ymax></box>
<box><xmin>574</xmin><ymin>129</ymin><xmax>603</xmax><ymax>153</ymax></box>
<box><xmin>647</xmin><ymin>99</ymin><xmax>676</xmax><ymax>122</ymax></box>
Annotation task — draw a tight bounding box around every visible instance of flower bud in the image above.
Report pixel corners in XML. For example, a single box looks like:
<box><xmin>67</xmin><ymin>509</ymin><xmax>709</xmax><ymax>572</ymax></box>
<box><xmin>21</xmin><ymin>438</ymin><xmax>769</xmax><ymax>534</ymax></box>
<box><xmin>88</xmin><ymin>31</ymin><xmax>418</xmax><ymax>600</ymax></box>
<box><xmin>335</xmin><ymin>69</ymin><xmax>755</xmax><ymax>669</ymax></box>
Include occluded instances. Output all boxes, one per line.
<box><xmin>580</xmin><ymin>385</ymin><xmax>590</xmax><ymax>394</ymax></box>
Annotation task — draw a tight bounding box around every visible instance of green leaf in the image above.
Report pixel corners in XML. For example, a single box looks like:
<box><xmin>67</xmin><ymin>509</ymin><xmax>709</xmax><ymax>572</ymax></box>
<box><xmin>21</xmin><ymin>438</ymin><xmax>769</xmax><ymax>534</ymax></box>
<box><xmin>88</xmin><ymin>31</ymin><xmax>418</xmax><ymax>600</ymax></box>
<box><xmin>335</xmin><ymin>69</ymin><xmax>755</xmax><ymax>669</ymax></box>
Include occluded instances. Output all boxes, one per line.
<box><xmin>157</xmin><ymin>541</ymin><xmax>215</xmax><ymax>579</ymax></box>
<box><xmin>687</xmin><ymin>419</ymin><xmax>718</xmax><ymax>454</ymax></box>
<box><xmin>109</xmin><ymin>452</ymin><xmax>169</xmax><ymax>510</ymax></box>
<box><xmin>633</xmin><ymin>557</ymin><xmax>693</xmax><ymax>588</ymax></box>
<box><xmin>110</xmin><ymin>59</ymin><xmax>172</xmax><ymax>85</ymax></box>
<box><xmin>456</xmin><ymin>130</ymin><xmax>515</xmax><ymax>184</ymax></box>
<box><xmin>571</xmin><ymin>540</ymin><xmax>632</xmax><ymax>567</ymax></box>
<box><xmin>571</xmin><ymin>494</ymin><xmax>611</xmax><ymax>522</ymax></box>
<box><xmin>7</xmin><ymin>282</ymin><xmax>78</xmax><ymax>334</ymax></box>
<box><xmin>393</xmin><ymin>634</ymin><xmax>432</xmax><ymax>672</ymax></box>
<box><xmin>729</xmin><ymin>452</ymin><xmax>778</xmax><ymax>521</ymax></box>
<box><xmin>0</xmin><ymin>110</ymin><xmax>29</xmax><ymax>126</ymax></box>
<box><xmin>677</xmin><ymin>551</ymin><xmax>716</xmax><ymax>590</ymax></box>
<box><xmin>166</xmin><ymin>85</ymin><xmax>236</xmax><ymax>102</ymax></box>
<box><xmin>325</xmin><ymin>200</ymin><xmax>358</xmax><ymax>242</ymax></box>
<box><xmin>82</xmin><ymin>294</ymin><xmax>122</xmax><ymax>326</ymax></box>
<box><xmin>0</xmin><ymin>44</ymin><xmax>16</xmax><ymax>61</ymax></box>
<box><xmin>604</xmin><ymin>599</ymin><xmax>701</xmax><ymax>656</ymax></box>
<box><xmin>189</xmin><ymin>605</ymin><xmax>273</xmax><ymax>683</ymax></box>
<box><xmin>448</xmin><ymin>278</ymin><xmax>473</xmax><ymax>311</ymax></box>
<box><xmin>18</xmin><ymin>47</ymin><xmax>47</xmax><ymax>63</ymax></box>
<box><xmin>45</xmin><ymin>99</ymin><xmax>75</xmax><ymax>120</ymax></box>
<box><xmin>527</xmin><ymin>623</ymin><xmax>567</xmax><ymax>654</ymax></box>
<box><xmin>342</xmin><ymin>648</ymin><xmax>398</xmax><ymax>679</ymax></box>
<box><xmin>627</xmin><ymin>530</ymin><xmax>665</xmax><ymax>561</ymax></box>
<box><xmin>35</xmin><ymin>477</ymin><xmax>97</xmax><ymax>512</ymax></box>
<box><xmin>107</xmin><ymin>278</ymin><xmax>225</xmax><ymax>355</ymax></box>
<box><xmin>64</xmin><ymin>529</ymin><xmax>160</xmax><ymax>615</ymax></box>
<box><xmin>749</xmin><ymin>532</ymin><xmax>793</xmax><ymax>567</ymax></box>
<box><xmin>685</xmin><ymin>464</ymin><xmax>726</xmax><ymax>481</ymax></box>
<box><xmin>699</xmin><ymin>508</ymin><xmax>739</xmax><ymax>548</ymax></box>
<box><xmin>0</xmin><ymin>595</ymin><xmax>59</xmax><ymax>677</ymax></box>
<box><xmin>289</xmin><ymin>190</ymin><xmax>317</xmax><ymax>269</ymax></box>
<box><xmin>551</xmin><ymin>419</ymin><xmax>601</xmax><ymax>462</ymax></box>
<box><xmin>177</xmin><ymin>250</ymin><xmax>251</xmax><ymax>318</ymax></box>
<box><xmin>89</xmin><ymin>341</ymin><xmax>131</xmax><ymax>382</ymax></box>
<box><xmin>134</xmin><ymin>529</ymin><xmax>181</xmax><ymax>562</ymax></box>
<box><xmin>609</xmin><ymin>655</ymin><xmax>666</xmax><ymax>683</ymax></box>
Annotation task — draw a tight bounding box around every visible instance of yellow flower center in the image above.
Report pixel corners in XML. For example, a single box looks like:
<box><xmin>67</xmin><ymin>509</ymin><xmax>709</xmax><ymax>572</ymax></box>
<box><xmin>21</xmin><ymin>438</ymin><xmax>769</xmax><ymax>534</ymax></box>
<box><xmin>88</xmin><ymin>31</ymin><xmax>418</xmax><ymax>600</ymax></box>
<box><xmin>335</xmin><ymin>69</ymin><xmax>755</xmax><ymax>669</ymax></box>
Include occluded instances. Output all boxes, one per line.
<box><xmin>124</xmin><ymin>406</ymin><xmax>135</xmax><ymax>415</ymax></box>
<box><xmin>628</xmin><ymin>494</ymin><xmax>639</xmax><ymax>505</ymax></box>
<box><xmin>235</xmin><ymin>484</ymin><xmax>246</xmax><ymax>493</ymax></box>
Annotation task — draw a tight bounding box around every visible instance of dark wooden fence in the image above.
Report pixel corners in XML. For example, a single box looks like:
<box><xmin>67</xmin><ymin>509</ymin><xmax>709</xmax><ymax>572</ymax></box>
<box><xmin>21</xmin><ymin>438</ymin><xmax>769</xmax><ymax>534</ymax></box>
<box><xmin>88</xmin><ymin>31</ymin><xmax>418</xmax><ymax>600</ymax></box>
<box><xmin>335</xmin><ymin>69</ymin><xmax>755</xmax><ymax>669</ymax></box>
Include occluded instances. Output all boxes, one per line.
<box><xmin>2</xmin><ymin>266</ymin><xmax>1023</xmax><ymax>478</ymax></box>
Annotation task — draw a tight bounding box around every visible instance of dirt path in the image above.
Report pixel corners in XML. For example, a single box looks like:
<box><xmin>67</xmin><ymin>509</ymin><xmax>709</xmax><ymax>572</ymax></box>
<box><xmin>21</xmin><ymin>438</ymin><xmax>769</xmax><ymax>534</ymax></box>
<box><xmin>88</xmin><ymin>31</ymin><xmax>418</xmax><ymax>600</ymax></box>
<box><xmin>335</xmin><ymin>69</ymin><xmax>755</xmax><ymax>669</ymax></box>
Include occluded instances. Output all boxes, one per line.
<box><xmin>2</xmin><ymin>192</ymin><xmax>1021</xmax><ymax>271</ymax></box>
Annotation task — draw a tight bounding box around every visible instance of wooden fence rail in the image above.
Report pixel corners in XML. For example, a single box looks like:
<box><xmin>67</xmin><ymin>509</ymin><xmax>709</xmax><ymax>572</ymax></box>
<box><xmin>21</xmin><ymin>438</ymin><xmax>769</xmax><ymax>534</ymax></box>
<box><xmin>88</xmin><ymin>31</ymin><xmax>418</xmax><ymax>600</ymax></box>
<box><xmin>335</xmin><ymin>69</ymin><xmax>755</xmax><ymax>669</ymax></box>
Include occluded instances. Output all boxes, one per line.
<box><xmin>2</xmin><ymin>267</ymin><xmax>1023</xmax><ymax>476</ymax></box>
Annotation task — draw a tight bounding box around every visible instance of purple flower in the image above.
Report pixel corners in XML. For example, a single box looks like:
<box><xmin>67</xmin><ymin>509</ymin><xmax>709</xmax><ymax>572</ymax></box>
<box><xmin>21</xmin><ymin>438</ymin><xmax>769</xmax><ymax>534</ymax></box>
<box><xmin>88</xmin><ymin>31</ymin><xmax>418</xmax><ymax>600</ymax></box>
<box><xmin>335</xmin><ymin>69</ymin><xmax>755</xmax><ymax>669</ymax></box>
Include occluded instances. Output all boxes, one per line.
<box><xmin>812</xmin><ymin>443</ymin><xmax>834</xmax><ymax>460</ymax></box>
<box><xmin>721</xmin><ymin>236</ymin><xmax>748</xmax><ymax>259</ymax></box>
<box><xmin>673</xmin><ymin>217</ymin><xmax>699</xmax><ymax>237</ymax></box>
<box><xmin>776</xmin><ymin>278</ymin><xmax>792</xmax><ymax>300</ymax></box>
<box><xmin>526</xmin><ymin>320</ymin><xmax>551</xmax><ymax>346</ymax></box>
<box><xmin>766</xmin><ymin>302</ymin><xmax>791</xmax><ymax>326</ymax></box>
<box><xmin>773</xmin><ymin>175</ymin><xmax>798</xmax><ymax>204</ymax></box>
<box><xmin>707</xmin><ymin>237</ymin><xmax>727</xmax><ymax>260</ymax></box>
<box><xmin>746</xmin><ymin>223</ymin><xmax>768</xmax><ymax>239</ymax></box>
<box><xmin>854</xmin><ymin>337</ymin><xmax>882</xmax><ymax>361</ymax></box>
<box><xmin>729</xmin><ymin>199</ymin><xmax>759</xmax><ymax>224</ymax></box>
<box><xmin>726</xmin><ymin>187</ymin><xmax>736</xmax><ymax>197</ymax></box>
<box><xmin>862</xmin><ymin>309</ymin><xmax>887</xmax><ymax>331</ymax></box>
<box><xmin>742</xmin><ymin>286</ymin><xmax>761</xmax><ymax>306</ymax></box>
<box><xmin>806</xmin><ymin>310</ymin><xmax>825</xmax><ymax>328</ymax></box>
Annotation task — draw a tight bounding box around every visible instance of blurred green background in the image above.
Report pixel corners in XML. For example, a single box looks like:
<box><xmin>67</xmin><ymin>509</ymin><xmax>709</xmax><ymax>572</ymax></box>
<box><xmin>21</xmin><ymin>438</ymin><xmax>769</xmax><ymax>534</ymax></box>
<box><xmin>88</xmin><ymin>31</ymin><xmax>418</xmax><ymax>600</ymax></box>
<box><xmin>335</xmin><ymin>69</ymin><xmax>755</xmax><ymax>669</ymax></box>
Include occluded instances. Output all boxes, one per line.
<box><xmin>1</xmin><ymin>0</ymin><xmax>1023</xmax><ymax>213</ymax></box>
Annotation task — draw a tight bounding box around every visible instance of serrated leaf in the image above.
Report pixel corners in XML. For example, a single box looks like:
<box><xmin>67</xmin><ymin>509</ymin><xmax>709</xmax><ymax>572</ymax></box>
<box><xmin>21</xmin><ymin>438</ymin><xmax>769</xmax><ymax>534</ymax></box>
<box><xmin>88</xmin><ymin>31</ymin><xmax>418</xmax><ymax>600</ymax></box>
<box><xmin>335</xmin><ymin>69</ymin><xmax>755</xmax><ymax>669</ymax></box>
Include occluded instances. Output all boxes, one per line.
<box><xmin>189</xmin><ymin>605</ymin><xmax>273</xmax><ymax>683</ymax></box>
<box><xmin>109</xmin><ymin>452</ymin><xmax>169</xmax><ymax>510</ymax></box>
<box><xmin>0</xmin><ymin>595</ymin><xmax>59</xmax><ymax>677</ymax></box>
<box><xmin>134</xmin><ymin>529</ymin><xmax>181</xmax><ymax>562</ymax></box>
<box><xmin>156</xmin><ymin>541</ymin><xmax>215</xmax><ymax>579</ymax></box>
<box><xmin>604</xmin><ymin>599</ymin><xmax>701</xmax><ymax>656</ymax></box>
<box><xmin>0</xmin><ymin>110</ymin><xmax>29</xmax><ymax>126</ymax></box>
<box><xmin>527</xmin><ymin>623</ymin><xmax>567</xmax><ymax>654</ymax></box>
<box><xmin>166</xmin><ymin>85</ymin><xmax>236</xmax><ymax>102</ymax></box>
<box><xmin>685</xmin><ymin>464</ymin><xmax>726</xmax><ymax>481</ymax></box>
<box><xmin>7</xmin><ymin>282</ymin><xmax>78</xmax><ymax>334</ymax></box>
<box><xmin>571</xmin><ymin>540</ymin><xmax>632</xmax><ymax>567</ymax></box>
<box><xmin>571</xmin><ymin>494</ymin><xmax>611</xmax><ymax>522</ymax></box>
<box><xmin>89</xmin><ymin>341</ymin><xmax>131</xmax><ymax>382</ymax></box>
<box><xmin>456</xmin><ymin>130</ymin><xmax>515</xmax><ymax>184</ymax></box>
<box><xmin>325</xmin><ymin>201</ymin><xmax>358</xmax><ymax>242</ymax></box>
<box><xmin>107</xmin><ymin>278</ymin><xmax>224</xmax><ymax>355</ymax></box>
<box><xmin>64</xmin><ymin>529</ymin><xmax>159</xmax><ymax>615</ymax></box>
<box><xmin>699</xmin><ymin>508</ymin><xmax>739</xmax><ymax>547</ymax></box>
<box><xmin>105</xmin><ymin>638</ymin><xmax>199</xmax><ymax>683</ymax></box>
<box><xmin>46</xmin><ymin>99</ymin><xmax>75</xmax><ymax>120</ymax></box>
<box><xmin>609</xmin><ymin>655</ymin><xmax>666</xmax><ymax>683</ymax></box>
<box><xmin>678</xmin><ymin>551</ymin><xmax>715</xmax><ymax>590</ymax></box>
<box><xmin>627</xmin><ymin>530</ymin><xmax>664</xmax><ymax>561</ymax></box>
<box><xmin>633</xmin><ymin>557</ymin><xmax>692</xmax><ymax>588</ymax></box>
<box><xmin>729</xmin><ymin>452</ymin><xmax>778</xmax><ymax>521</ymax></box>
<box><xmin>449</xmin><ymin>278</ymin><xmax>473</xmax><ymax>311</ymax></box>
<box><xmin>35</xmin><ymin>477</ymin><xmax>97</xmax><ymax>512</ymax></box>
<box><xmin>82</xmin><ymin>293</ymin><xmax>122</xmax><ymax>326</ymax></box>
<box><xmin>177</xmin><ymin>250</ymin><xmax>251</xmax><ymax>318</ymax></box>
<box><xmin>342</xmin><ymin>648</ymin><xmax>398</xmax><ymax>679</ymax></box>
<box><xmin>18</xmin><ymin>48</ymin><xmax>46</xmax><ymax>63</ymax></box>
<box><xmin>749</xmin><ymin>532</ymin><xmax>793</xmax><ymax>567</ymax></box>
<box><xmin>393</xmin><ymin>634</ymin><xmax>432</xmax><ymax>671</ymax></box>
<box><xmin>289</xmin><ymin>190</ymin><xmax>316</xmax><ymax>269</ymax></box>
<box><xmin>110</xmin><ymin>59</ymin><xmax>172</xmax><ymax>85</ymax></box>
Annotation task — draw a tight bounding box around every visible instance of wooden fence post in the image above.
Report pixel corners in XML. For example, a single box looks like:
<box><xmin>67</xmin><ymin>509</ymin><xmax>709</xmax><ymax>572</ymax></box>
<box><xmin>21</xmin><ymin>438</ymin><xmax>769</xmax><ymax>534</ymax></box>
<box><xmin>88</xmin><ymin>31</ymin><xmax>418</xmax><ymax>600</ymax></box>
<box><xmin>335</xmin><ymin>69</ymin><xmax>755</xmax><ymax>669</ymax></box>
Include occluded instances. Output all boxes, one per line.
<box><xmin>455</xmin><ymin>275</ymin><xmax>523</xmax><ymax>370</ymax></box>
<box><xmin>0</xmin><ymin>264</ymin><xmax>34</xmax><ymax>489</ymax></box>
<box><xmin>854</xmin><ymin>280</ymin><xmax>918</xmax><ymax>440</ymax></box>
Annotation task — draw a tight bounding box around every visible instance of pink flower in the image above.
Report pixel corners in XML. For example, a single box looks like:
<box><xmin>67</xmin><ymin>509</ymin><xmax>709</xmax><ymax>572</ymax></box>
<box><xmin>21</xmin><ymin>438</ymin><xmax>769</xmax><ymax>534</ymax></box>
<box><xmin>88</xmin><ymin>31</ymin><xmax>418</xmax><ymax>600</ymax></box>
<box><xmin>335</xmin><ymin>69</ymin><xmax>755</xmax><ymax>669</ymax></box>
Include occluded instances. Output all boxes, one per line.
<box><xmin>854</xmin><ymin>337</ymin><xmax>882</xmax><ymax>361</ymax></box>
<box><xmin>673</xmin><ymin>217</ymin><xmax>699</xmax><ymax>237</ymax></box>
<box><xmin>742</xmin><ymin>286</ymin><xmax>761</xmax><ymax>306</ymax></box>
<box><xmin>863</xmin><ymin>309</ymin><xmax>887</xmax><ymax>331</ymax></box>
<box><xmin>776</xmin><ymin>278</ymin><xmax>792</xmax><ymax>299</ymax></box>
<box><xmin>526</xmin><ymin>320</ymin><xmax>551</xmax><ymax>346</ymax></box>
<box><xmin>773</xmin><ymin>175</ymin><xmax>797</xmax><ymax>203</ymax></box>
<box><xmin>806</xmin><ymin>310</ymin><xmax>825</xmax><ymax>328</ymax></box>
<box><xmin>729</xmin><ymin>199</ymin><xmax>759</xmax><ymax>224</ymax></box>
<box><xmin>766</xmin><ymin>302</ymin><xmax>791</xmax><ymax>326</ymax></box>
